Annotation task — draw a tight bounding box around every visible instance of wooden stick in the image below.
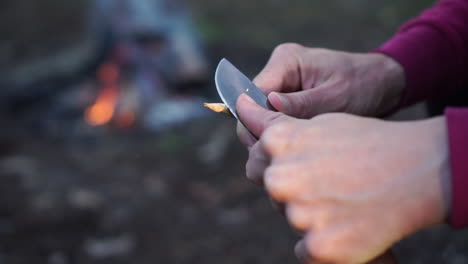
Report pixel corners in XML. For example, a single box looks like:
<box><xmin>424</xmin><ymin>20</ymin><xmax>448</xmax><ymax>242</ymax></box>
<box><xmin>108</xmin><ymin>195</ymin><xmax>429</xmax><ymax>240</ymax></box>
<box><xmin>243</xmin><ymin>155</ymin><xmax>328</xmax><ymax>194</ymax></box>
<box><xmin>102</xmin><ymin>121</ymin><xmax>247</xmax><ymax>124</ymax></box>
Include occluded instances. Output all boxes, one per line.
<box><xmin>204</xmin><ymin>103</ymin><xmax>234</xmax><ymax>118</ymax></box>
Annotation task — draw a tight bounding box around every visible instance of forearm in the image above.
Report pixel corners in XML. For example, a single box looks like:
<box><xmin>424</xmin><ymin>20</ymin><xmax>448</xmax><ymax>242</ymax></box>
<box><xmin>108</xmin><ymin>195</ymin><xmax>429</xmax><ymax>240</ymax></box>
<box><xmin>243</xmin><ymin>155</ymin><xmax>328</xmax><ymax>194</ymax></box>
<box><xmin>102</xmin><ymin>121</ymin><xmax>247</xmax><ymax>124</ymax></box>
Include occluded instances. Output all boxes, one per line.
<box><xmin>352</xmin><ymin>53</ymin><xmax>405</xmax><ymax>116</ymax></box>
<box><xmin>374</xmin><ymin>0</ymin><xmax>468</xmax><ymax>107</ymax></box>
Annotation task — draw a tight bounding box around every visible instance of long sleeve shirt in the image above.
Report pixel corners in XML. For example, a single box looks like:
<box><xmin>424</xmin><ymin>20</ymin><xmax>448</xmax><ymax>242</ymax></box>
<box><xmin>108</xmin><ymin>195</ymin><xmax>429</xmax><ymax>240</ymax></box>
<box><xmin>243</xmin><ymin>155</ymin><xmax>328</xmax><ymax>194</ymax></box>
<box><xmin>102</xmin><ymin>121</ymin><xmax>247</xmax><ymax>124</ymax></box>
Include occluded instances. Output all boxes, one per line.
<box><xmin>375</xmin><ymin>0</ymin><xmax>468</xmax><ymax>228</ymax></box>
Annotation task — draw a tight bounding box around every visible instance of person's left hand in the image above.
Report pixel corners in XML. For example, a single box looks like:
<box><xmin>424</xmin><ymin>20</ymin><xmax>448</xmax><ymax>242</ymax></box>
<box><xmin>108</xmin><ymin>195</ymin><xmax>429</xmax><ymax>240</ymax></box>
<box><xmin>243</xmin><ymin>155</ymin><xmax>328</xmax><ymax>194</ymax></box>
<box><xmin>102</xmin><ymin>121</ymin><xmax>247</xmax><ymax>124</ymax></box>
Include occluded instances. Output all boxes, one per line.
<box><xmin>237</xmin><ymin>94</ymin><xmax>451</xmax><ymax>264</ymax></box>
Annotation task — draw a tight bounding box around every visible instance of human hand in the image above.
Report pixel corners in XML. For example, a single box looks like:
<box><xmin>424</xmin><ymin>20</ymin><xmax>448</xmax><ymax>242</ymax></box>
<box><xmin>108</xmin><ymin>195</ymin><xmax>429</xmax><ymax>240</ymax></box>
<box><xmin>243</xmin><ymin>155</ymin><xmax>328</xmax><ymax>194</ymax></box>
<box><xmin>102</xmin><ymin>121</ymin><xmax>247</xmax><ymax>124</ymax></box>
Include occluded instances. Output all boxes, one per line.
<box><xmin>237</xmin><ymin>94</ymin><xmax>451</xmax><ymax>264</ymax></box>
<box><xmin>237</xmin><ymin>44</ymin><xmax>405</xmax><ymax>146</ymax></box>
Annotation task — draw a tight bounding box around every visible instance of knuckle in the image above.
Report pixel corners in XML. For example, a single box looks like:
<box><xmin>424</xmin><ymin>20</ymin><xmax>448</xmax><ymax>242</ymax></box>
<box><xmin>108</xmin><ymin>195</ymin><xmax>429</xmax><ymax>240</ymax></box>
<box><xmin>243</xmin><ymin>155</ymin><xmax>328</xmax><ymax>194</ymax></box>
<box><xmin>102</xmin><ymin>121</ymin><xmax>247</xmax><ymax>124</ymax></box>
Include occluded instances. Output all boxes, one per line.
<box><xmin>245</xmin><ymin>144</ymin><xmax>268</xmax><ymax>184</ymax></box>
<box><xmin>264</xmin><ymin>122</ymin><xmax>289</xmax><ymax>139</ymax></box>
<box><xmin>309</xmin><ymin>210</ymin><xmax>330</xmax><ymax>231</ymax></box>
<box><xmin>262</xmin><ymin>121</ymin><xmax>294</xmax><ymax>155</ymax></box>
<box><xmin>263</xmin><ymin>166</ymin><xmax>288</xmax><ymax>199</ymax></box>
<box><xmin>245</xmin><ymin>162</ymin><xmax>262</xmax><ymax>185</ymax></box>
<box><xmin>273</xmin><ymin>43</ymin><xmax>304</xmax><ymax>55</ymax></box>
<box><xmin>264</xmin><ymin>166</ymin><xmax>281</xmax><ymax>186</ymax></box>
<box><xmin>295</xmin><ymin>94</ymin><xmax>311</xmax><ymax>118</ymax></box>
<box><xmin>305</xmin><ymin>236</ymin><xmax>337</xmax><ymax>263</ymax></box>
<box><xmin>249</xmin><ymin>142</ymin><xmax>265</xmax><ymax>161</ymax></box>
<box><xmin>306</xmin><ymin>234</ymin><xmax>351</xmax><ymax>263</ymax></box>
<box><xmin>286</xmin><ymin>204</ymin><xmax>311</xmax><ymax>231</ymax></box>
<box><xmin>287</xmin><ymin>203</ymin><xmax>334</xmax><ymax>233</ymax></box>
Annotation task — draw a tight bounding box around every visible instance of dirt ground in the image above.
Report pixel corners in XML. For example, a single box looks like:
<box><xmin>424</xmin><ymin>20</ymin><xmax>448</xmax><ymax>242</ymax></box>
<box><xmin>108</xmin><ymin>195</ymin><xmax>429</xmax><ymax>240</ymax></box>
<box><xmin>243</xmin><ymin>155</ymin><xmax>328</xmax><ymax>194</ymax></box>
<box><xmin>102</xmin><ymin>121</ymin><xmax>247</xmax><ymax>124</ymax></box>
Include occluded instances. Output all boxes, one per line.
<box><xmin>1</xmin><ymin>0</ymin><xmax>468</xmax><ymax>264</ymax></box>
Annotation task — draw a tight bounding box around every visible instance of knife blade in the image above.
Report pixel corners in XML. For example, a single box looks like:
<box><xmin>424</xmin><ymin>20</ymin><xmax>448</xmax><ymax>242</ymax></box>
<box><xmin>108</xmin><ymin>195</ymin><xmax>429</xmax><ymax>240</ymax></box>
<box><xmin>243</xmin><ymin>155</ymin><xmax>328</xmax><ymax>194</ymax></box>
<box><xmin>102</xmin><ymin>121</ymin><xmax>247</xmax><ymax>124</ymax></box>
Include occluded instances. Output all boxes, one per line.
<box><xmin>214</xmin><ymin>58</ymin><xmax>269</xmax><ymax>122</ymax></box>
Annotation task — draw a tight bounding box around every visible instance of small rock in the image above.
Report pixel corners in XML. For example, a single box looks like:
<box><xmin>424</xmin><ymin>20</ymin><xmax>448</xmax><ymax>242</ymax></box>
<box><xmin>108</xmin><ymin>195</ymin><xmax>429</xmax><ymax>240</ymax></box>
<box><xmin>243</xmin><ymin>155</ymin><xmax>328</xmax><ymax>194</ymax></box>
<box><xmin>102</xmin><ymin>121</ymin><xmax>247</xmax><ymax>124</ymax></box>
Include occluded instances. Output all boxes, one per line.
<box><xmin>47</xmin><ymin>251</ymin><xmax>69</xmax><ymax>264</ymax></box>
<box><xmin>84</xmin><ymin>234</ymin><xmax>135</xmax><ymax>259</ymax></box>
<box><xmin>143</xmin><ymin>174</ymin><xmax>169</xmax><ymax>198</ymax></box>
<box><xmin>216</xmin><ymin>207</ymin><xmax>249</xmax><ymax>226</ymax></box>
<box><xmin>0</xmin><ymin>155</ymin><xmax>40</xmax><ymax>190</ymax></box>
<box><xmin>68</xmin><ymin>189</ymin><xmax>103</xmax><ymax>210</ymax></box>
<box><xmin>178</xmin><ymin>206</ymin><xmax>200</xmax><ymax>223</ymax></box>
<box><xmin>188</xmin><ymin>182</ymin><xmax>223</xmax><ymax>208</ymax></box>
<box><xmin>32</xmin><ymin>192</ymin><xmax>56</xmax><ymax>212</ymax></box>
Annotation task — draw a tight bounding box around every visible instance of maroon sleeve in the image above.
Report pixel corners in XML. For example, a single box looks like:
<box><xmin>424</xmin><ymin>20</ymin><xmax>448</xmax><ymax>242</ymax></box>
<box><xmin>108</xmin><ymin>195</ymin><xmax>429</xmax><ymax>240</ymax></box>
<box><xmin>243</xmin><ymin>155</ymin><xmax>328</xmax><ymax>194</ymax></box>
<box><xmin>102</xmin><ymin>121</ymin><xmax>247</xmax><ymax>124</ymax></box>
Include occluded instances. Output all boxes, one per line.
<box><xmin>375</xmin><ymin>0</ymin><xmax>468</xmax><ymax>107</ymax></box>
<box><xmin>374</xmin><ymin>0</ymin><xmax>468</xmax><ymax>229</ymax></box>
<box><xmin>445</xmin><ymin>108</ymin><xmax>468</xmax><ymax>228</ymax></box>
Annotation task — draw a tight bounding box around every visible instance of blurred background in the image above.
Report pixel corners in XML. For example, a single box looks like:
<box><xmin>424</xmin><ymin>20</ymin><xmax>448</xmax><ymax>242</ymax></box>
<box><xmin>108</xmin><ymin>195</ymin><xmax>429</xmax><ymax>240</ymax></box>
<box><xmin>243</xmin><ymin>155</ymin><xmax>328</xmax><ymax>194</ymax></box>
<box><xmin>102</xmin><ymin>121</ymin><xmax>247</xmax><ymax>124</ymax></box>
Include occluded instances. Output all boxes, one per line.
<box><xmin>0</xmin><ymin>0</ymin><xmax>467</xmax><ymax>263</ymax></box>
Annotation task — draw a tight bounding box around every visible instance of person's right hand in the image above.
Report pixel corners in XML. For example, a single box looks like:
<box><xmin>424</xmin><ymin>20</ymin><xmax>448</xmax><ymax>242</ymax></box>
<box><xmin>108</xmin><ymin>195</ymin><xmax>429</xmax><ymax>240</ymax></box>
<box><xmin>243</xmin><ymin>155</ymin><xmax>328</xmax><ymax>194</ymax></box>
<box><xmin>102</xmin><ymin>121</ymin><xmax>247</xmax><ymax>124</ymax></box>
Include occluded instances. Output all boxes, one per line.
<box><xmin>237</xmin><ymin>94</ymin><xmax>450</xmax><ymax>264</ymax></box>
<box><xmin>238</xmin><ymin>43</ymin><xmax>405</xmax><ymax>146</ymax></box>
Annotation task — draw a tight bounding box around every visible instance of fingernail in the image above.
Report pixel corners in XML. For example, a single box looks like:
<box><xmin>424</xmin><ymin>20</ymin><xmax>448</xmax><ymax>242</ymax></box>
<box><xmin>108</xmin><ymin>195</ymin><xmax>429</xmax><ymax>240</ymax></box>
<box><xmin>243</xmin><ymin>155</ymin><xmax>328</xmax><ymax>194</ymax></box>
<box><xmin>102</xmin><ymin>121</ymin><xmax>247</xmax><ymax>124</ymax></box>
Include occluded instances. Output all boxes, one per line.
<box><xmin>269</xmin><ymin>92</ymin><xmax>289</xmax><ymax>112</ymax></box>
<box><xmin>240</xmin><ymin>93</ymin><xmax>255</xmax><ymax>104</ymax></box>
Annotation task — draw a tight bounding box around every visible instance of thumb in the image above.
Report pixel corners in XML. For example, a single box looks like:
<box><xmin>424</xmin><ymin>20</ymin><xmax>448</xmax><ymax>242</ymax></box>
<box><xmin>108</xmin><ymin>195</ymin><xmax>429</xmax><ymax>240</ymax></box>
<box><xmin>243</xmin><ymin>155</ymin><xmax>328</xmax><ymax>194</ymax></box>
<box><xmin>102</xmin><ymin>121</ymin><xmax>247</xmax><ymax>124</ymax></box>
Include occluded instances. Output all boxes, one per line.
<box><xmin>268</xmin><ymin>87</ymin><xmax>342</xmax><ymax>118</ymax></box>
<box><xmin>236</xmin><ymin>94</ymin><xmax>291</xmax><ymax>138</ymax></box>
<box><xmin>253</xmin><ymin>43</ymin><xmax>304</xmax><ymax>94</ymax></box>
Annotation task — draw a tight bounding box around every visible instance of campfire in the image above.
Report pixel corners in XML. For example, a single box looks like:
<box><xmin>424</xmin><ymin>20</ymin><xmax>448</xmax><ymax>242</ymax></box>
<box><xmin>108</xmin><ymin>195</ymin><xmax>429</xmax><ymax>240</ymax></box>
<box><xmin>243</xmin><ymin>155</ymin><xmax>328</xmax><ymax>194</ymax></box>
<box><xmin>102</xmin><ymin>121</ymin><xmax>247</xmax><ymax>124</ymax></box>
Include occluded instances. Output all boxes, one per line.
<box><xmin>85</xmin><ymin>63</ymin><xmax>120</xmax><ymax>127</ymax></box>
<box><xmin>81</xmin><ymin>0</ymin><xmax>210</xmax><ymax>131</ymax></box>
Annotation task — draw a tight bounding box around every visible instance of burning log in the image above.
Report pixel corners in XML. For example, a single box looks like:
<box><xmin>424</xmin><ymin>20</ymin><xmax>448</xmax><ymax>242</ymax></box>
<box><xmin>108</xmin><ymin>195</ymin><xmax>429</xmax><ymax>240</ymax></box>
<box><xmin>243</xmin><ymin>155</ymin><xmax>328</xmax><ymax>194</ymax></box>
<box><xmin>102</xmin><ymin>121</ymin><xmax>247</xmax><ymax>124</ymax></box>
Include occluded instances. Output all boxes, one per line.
<box><xmin>203</xmin><ymin>103</ymin><xmax>234</xmax><ymax>118</ymax></box>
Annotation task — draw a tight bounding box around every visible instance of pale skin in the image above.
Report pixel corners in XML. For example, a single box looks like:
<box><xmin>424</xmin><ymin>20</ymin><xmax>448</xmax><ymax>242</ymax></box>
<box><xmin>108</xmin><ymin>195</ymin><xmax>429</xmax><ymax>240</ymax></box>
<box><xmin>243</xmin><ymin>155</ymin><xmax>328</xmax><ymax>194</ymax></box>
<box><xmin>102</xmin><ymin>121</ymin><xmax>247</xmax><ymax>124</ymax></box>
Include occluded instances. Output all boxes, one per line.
<box><xmin>236</xmin><ymin>44</ymin><xmax>452</xmax><ymax>264</ymax></box>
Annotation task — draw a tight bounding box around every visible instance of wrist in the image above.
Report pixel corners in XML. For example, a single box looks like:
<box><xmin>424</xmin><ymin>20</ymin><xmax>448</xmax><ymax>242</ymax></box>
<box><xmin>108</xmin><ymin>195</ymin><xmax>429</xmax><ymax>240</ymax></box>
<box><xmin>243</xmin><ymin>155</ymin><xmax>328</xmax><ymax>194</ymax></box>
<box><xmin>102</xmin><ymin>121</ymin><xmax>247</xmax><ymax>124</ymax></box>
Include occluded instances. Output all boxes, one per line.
<box><xmin>354</xmin><ymin>53</ymin><xmax>406</xmax><ymax>116</ymax></box>
<box><xmin>398</xmin><ymin>117</ymin><xmax>451</xmax><ymax>237</ymax></box>
<box><xmin>422</xmin><ymin>117</ymin><xmax>451</xmax><ymax>226</ymax></box>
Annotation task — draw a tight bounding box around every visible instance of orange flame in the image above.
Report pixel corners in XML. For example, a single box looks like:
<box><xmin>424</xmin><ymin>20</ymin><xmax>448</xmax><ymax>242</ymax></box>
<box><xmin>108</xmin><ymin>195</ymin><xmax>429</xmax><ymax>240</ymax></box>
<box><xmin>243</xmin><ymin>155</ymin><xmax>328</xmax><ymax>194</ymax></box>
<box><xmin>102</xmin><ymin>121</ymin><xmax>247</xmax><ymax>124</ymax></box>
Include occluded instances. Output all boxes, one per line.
<box><xmin>85</xmin><ymin>85</ymin><xmax>119</xmax><ymax>126</ymax></box>
<box><xmin>85</xmin><ymin>62</ymin><xmax>121</xmax><ymax>126</ymax></box>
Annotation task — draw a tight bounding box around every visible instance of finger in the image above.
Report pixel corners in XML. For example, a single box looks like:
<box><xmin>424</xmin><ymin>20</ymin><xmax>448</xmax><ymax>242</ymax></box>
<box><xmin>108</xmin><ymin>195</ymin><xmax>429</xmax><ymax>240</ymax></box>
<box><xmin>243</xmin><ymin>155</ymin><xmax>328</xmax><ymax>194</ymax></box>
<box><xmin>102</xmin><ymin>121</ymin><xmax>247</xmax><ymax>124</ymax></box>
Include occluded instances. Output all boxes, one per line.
<box><xmin>268</xmin><ymin>90</ymin><xmax>318</xmax><ymax>118</ymax></box>
<box><xmin>236</xmin><ymin>93</ymin><xmax>292</xmax><ymax>138</ymax></box>
<box><xmin>286</xmin><ymin>203</ymin><xmax>314</xmax><ymax>232</ymax></box>
<box><xmin>295</xmin><ymin>239</ymin><xmax>309</xmax><ymax>263</ymax></box>
<box><xmin>303</xmin><ymin>232</ymin><xmax>399</xmax><ymax>264</ymax></box>
<box><xmin>236</xmin><ymin>122</ymin><xmax>257</xmax><ymax>147</ymax></box>
<box><xmin>264</xmin><ymin>163</ymin><xmax>311</xmax><ymax>202</ymax></box>
<box><xmin>253</xmin><ymin>43</ymin><xmax>304</xmax><ymax>94</ymax></box>
<box><xmin>268</xmin><ymin>84</ymin><xmax>347</xmax><ymax>119</ymax></box>
<box><xmin>245</xmin><ymin>142</ymin><xmax>270</xmax><ymax>185</ymax></box>
<box><xmin>295</xmin><ymin>239</ymin><xmax>322</xmax><ymax>264</ymax></box>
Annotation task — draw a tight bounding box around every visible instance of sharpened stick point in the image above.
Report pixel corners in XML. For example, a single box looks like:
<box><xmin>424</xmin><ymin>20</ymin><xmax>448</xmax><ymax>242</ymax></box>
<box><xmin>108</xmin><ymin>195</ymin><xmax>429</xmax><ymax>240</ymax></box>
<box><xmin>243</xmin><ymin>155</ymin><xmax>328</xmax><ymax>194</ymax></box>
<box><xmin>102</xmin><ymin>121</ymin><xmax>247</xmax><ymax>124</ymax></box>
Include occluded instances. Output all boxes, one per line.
<box><xmin>203</xmin><ymin>103</ymin><xmax>234</xmax><ymax>118</ymax></box>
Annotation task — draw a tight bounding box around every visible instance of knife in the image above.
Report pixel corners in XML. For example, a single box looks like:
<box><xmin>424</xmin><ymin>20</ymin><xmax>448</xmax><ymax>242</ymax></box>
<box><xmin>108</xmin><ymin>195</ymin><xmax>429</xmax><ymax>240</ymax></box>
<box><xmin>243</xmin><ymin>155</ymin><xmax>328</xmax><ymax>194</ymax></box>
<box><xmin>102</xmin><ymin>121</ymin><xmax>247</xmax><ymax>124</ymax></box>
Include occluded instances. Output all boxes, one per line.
<box><xmin>213</xmin><ymin>58</ymin><xmax>269</xmax><ymax>125</ymax></box>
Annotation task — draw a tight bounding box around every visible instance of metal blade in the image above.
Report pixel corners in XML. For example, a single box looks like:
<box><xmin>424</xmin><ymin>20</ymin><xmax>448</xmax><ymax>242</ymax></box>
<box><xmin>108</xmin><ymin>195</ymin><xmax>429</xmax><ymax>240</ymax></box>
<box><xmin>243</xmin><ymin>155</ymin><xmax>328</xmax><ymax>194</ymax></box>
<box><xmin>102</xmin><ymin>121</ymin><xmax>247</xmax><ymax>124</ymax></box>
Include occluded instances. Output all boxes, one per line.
<box><xmin>215</xmin><ymin>58</ymin><xmax>268</xmax><ymax>121</ymax></box>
